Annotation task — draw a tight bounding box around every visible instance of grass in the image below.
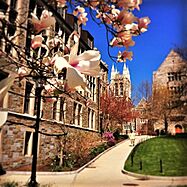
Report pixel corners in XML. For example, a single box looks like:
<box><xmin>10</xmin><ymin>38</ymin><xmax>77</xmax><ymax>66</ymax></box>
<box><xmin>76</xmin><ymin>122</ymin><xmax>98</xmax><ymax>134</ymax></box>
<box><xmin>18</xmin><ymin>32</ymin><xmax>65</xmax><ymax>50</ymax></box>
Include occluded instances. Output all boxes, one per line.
<box><xmin>124</xmin><ymin>136</ymin><xmax>187</xmax><ymax>176</ymax></box>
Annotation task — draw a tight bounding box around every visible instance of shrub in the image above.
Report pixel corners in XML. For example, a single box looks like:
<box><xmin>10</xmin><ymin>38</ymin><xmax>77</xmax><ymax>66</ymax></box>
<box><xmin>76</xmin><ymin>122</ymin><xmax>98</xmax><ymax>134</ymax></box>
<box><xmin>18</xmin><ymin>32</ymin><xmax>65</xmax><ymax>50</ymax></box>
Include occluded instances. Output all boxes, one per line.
<box><xmin>113</xmin><ymin>130</ymin><xmax>120</xmax><ymax>140</ymax></box>
<box><xmin>89</xmin><ymin>143</ymin><xmax>108</xmax><ymax>158</ymax></box>
<box><xmin>103</xmin><ymin>132</ymin><xmax>116</xmax><ymax>146</ymax></box>
<box><xmin>1</xmin><ymin>182</ymin><xmax>18</xmax><ymax>187</ymax></box>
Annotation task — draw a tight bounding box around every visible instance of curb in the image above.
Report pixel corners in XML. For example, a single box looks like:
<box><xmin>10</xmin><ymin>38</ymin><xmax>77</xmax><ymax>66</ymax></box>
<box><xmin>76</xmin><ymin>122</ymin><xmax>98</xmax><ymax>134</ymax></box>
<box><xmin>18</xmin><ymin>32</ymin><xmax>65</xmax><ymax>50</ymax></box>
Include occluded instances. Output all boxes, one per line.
<box><xmin>121</xmin><ymin>169</ymin><xmax>187</xmax><ymax>181</ymax></box>
<box><xmin>6</xmin><ymin>139</ymin><xmax>128</xmax><ymax>176</ymax></box>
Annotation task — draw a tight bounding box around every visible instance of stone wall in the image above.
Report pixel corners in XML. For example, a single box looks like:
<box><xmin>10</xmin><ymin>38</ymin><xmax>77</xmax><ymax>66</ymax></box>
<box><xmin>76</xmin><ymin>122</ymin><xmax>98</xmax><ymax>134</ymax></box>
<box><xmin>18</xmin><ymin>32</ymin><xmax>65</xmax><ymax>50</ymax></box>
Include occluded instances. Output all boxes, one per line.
<box><xmin>2</xmin><ymin>113</ymin><xmax>101</xmax><ymax>170</ymax></box>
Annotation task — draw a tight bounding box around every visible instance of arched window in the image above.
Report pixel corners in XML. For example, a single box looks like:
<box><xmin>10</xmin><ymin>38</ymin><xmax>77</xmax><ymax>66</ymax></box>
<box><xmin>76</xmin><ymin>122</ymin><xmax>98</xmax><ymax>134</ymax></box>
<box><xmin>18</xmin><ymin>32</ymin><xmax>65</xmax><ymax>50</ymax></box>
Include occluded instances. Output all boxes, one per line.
<box><xmin>115</xmin><ymin>83</ymin><xmax>118</xmax><ymax>96</ymax></box>
<box><xmin>120</xmin><ymin>82</ymin><xmax>123</xmax><ymax>96</ymax></box>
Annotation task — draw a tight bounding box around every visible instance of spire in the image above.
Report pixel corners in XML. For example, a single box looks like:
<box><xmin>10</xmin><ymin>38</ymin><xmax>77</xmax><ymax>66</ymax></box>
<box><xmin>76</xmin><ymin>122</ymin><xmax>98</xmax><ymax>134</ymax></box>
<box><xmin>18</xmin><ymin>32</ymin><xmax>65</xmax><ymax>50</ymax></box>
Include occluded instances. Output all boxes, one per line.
<box><xmin>111</xmin><ymin>63</ymin><xmax>116</xmax><ymax>80</ymax></box>
<box><xmin>123</xmin><ymin>63</ymin><xmax>130</xmax><ymax>81</ymax></box>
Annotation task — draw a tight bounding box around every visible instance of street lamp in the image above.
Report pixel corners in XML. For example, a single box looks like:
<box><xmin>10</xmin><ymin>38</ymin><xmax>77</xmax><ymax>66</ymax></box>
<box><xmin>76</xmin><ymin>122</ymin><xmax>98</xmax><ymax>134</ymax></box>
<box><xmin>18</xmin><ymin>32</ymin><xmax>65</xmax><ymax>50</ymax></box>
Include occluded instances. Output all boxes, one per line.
<box><xmin>28</xmin><ymin>84</ymin><xmax>43</xmax><ymax>187</ymax></box>
<box><xmin>100</xmin><ymin>112</ymin><xmax>103</xmax><ymax>136</ymax></box>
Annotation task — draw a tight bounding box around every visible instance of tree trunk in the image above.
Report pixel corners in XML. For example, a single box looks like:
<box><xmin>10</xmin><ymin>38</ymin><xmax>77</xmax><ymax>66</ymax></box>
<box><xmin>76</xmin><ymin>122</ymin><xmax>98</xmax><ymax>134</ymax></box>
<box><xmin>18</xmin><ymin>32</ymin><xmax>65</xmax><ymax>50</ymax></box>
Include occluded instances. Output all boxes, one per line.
<box><xmin>164</xmin><ymin>114</ymin><xmax>168</xmax><ymax>134</ymax></box>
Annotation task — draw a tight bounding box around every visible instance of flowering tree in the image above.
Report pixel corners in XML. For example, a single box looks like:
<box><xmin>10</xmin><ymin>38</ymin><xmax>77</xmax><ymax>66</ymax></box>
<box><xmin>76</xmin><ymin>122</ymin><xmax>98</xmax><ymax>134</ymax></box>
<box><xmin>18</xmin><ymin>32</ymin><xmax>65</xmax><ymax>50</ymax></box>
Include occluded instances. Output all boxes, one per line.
<box><xmin>60</xmin><ymin>0</ymin><xmax>151</xmax><ymax>62</ymax></box>
<box><xmin>100</xmin><ymin>92</ymin><xmax>135</xmax><ymax>132</ymax></box>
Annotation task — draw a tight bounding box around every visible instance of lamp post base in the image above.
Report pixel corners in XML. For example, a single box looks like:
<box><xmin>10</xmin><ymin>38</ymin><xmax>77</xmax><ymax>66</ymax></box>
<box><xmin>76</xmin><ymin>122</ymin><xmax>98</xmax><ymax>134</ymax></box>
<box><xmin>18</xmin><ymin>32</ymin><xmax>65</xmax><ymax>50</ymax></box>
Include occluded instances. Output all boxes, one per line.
<box><xmin>28</xmin><ymin>179</ymin><xmax>39</xmax><ymax>187</ymax></box>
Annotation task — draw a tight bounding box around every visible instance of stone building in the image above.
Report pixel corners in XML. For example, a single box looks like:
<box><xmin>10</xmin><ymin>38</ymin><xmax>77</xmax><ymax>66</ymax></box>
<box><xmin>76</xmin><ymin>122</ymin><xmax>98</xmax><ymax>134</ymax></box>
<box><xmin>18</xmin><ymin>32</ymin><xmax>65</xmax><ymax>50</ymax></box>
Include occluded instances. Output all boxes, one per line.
<box><xmin>109</xmin><ymin>63</ymin><xmax>134</xmax><ymax>134</ymax></box>
<box><xmin>0</xmin><ymin>0</ymin><xmax>108</xmax><ymax>170</ymax></box>
<box><xmin>110</xmin><ymin>63</ymin><xmax>131</xmax><ymax>99</ymax></box>
<box><xmin>152</xmin><ymin>49</ymin><xmax>187</xmax><ymax>134</ymax></box>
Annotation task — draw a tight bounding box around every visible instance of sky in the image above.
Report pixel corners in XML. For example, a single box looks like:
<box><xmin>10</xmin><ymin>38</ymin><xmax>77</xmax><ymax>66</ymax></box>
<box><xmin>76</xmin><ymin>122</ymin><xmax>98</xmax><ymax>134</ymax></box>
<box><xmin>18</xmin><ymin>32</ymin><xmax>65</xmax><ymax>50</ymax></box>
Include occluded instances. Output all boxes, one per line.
<box><xmin>84</xmin><ymin>0</ymin><xmax>187</xmax><ymax>91</ymax></box>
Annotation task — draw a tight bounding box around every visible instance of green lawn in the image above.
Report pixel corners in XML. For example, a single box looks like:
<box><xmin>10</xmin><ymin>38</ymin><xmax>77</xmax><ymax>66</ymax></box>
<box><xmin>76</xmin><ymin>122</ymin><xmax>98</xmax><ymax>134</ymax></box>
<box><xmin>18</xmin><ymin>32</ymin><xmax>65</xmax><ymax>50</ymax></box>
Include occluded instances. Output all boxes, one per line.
<box><xmin>124</xmin><ymin>136</ymin><xmax>187</xmax><ymax>176</ymax></box>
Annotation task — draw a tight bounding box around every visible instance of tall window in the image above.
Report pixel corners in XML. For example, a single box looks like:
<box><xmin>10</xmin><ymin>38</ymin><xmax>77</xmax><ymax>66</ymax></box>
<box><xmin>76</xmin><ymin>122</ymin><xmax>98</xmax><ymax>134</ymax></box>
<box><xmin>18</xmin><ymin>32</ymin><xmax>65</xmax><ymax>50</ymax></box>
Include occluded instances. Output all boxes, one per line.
<box><xmin>88</xmin><ymin>109</ymin><xmax>95</xmax><ymax>129</ymax></box>
<box><xmin>6</xmin><ymin>0</ymin><xmax>18</xmax><ymax>53</ymax></box>
<box><xmin>24</xmin><ymin>82</ymin><xmax>33</xmax><ymax>113</ymax></box>
<box><xmin>0</xmin><ymin>71</ymin><xmax>9</xmax><ymax>108</ymax></box>
<box><xmin>120</xmin><ymin>82</ymin><xmax>123</xmax><ymax>96</ymax></box>
<box><xmin>23</xmin><ymin>131</ymin><xmax>35</xmax><ymax>156</ymax></box>
<box><xmin>59</xmin><ymin>98</ymin><xmax>66</xmax><ymax>123</ymax></box>
<box><xmin>115</xmin><ymin>83</ymin><xmax>118</xmax><ymax>96</ymax></box>
<box><xmin>78</xmin><ymin>104</ymin><xmax>82</xmax><ymax>126</ymax></box>
<box><xmin>92</xmin><ymin>78</ymin><xmax>96</xmax><ymax>101</ymax></box>
<box><xmin>168</xmin><ymin>72</ymin><xmax>182</xmax><ymax>82</ymax></box>
<box><xmin>73</xmin><ymin>102</ymin><xmax>82</xmax><ymax>126</ymax></box>
<box><xmin>52</xmin><ymin>100</ymin><xmax>57</xmax><ymax>120</ymax></box>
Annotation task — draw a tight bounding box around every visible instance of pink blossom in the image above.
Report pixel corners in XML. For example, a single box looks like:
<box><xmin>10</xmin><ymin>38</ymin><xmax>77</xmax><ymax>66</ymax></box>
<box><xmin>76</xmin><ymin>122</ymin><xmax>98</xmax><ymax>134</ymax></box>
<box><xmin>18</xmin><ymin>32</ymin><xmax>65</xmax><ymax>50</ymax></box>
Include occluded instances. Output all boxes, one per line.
<box><xmin>73</xmin><ymin>6</ymin><xmax>85</xmax><ymax>16</ymax></box>
<box><xmin>18</xmin><ymin>67</ymin><xmax>28</xmax><ymax>77</ymax></box>
<box><xmin>117</xmin><ymin>51</ymin><xmax>133</xmax><ymax>62</ymax></box>
<box><xmin>89</xmin><ymin>0</ymin><xmax>100</xmax><ymax>8</ymax></box>
<box><xmin>31</xmin><ymin>35</ymin><xmax>43</xmax><ymax>49</ymax></box>
<box><xmin>117</xmin><ymin>10</ymin><xmax>137</xmax><ymax>25</ymax></box>
<box><xmin>138</xmin><ymin>17</ymin><xmax>151</xmax><ymax>32</ymax></box>
<box><xmin>53</xmin><ymin>31</ymin><xmax>101</xmax><ymax>91</ymax></box>
<box><xmin>31</xmin><ymin>10</ymin><xmax>56</xmax><ymax>33</ymax></box>
<box><xmin>117</xmin><ymin>0</ymin><xmax>142</xmax><ymax>10</ymax></box>
<box><xmin>57</xmin><ymin>0</ymin><xmax>66</xmax><ymax>7</ymax></box>
<box><xmin>77</xmin><ymin>12</ymin><xmax>88</xmax><ymax>25</ymax></box>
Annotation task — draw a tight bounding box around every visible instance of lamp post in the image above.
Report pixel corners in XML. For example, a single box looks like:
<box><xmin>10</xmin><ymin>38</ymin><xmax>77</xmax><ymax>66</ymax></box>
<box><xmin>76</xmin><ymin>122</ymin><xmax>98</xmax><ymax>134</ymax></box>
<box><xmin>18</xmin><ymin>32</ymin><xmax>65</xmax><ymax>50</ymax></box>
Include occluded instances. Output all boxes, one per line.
<box><xmin>100</xmin><ymin>112</ymin><xmax>103</xmax><ymax>136</ymax></box>
<box><xmin>28</xmin><ymin>84</ymin><xmax>43</xmax><ymax>187</ymax></box>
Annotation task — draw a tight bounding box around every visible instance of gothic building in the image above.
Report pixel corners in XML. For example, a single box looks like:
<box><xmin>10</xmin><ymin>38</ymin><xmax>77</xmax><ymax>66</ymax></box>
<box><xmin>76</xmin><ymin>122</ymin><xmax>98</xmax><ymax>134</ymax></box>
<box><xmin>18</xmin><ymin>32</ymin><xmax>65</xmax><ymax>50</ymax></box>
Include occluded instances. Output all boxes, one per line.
<box><xmin>110</xmin><ymin>63</ymin><xmax>131</xmax><ymax>99</ymax></box>
<box><xmin>109</xmin><ymin>63</ymin><xmax>134</xmax><ymax>133</ymax></box>
<box><xmin>0</xmin><ymin>0</ymin><xmax>108</xmax><ymax>171</ymax></box>
<box><xmin>152</xmin><ymin>49</ymin><xmax>187</xmax><ymax>134</ymax></box>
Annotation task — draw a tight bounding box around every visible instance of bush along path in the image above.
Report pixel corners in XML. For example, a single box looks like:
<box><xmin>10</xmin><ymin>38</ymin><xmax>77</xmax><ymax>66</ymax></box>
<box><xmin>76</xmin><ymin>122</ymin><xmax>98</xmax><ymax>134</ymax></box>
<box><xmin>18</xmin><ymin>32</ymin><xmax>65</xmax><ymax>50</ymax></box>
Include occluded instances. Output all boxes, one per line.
<box><xmin>124</xmin><ymin>135</ymin><xmax>187</xmax><ymax>176</ymax></box>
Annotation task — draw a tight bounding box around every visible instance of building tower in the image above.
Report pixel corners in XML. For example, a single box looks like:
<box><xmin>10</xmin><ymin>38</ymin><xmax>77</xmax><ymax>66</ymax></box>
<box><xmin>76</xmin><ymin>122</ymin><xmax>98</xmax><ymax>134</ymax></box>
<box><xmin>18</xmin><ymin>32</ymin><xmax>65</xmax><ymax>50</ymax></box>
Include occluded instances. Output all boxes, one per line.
<box><xmin>110</xmin><ymin>63</ymin><xmax>131</xmax><ymax>99</ymax></box>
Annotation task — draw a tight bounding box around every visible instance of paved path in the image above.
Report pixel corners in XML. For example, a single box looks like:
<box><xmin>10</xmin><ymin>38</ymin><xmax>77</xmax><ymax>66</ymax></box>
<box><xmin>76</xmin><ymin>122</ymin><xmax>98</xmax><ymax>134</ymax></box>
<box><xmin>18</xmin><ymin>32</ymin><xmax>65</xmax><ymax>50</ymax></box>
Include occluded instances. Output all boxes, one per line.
<box><xmin>1</xmin><ymin>135</ymin><xmax>187</xmax><ymax>187</ymax></box>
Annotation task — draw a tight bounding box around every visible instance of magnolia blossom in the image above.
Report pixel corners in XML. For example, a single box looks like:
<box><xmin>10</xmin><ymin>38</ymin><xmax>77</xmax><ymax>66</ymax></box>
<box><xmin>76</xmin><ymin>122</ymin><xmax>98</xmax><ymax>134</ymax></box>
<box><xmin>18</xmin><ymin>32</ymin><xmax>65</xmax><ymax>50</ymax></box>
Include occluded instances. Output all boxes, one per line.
<box><xmin>110</xmin><ymin>35</ymin><xmax>135</xmax><ymax>48</ymax></box>
<box><xmin>138</xmin><ymin>17</ymin><xmax>151</xmax><ymax>33</ymax></box>
<box><xmin>89</xmin><ymin>0</ymin><xmax>100</xmax><ymax>8</ymax></box>
<box><xmin>53</xmin><ymin>32</ymin><xmax>100</xmax><ymax>91</ymax></box>
<box><xmin>117</xmin><ymin>10</ymin><xmax>137</xmax><ymax>25</ymax></box>
<box><xmin>73</xmin><ymin>6</ymin><xmax>88</xmax><ymax>25</ymax></box>
<box><xmin>31</xmin><ymin>35</ymin><xmax>43</xmax><ymax>49</ymax></box>
<box><xmin>31</xmin><ymin>10</ymin><xmax>56</xmax><ymax>33</ymax></box>
<box><xmin>117</xmin><ymin>51</ymin><xmax>133</xmax><ymax>62</ymax></box>
<box><xmin>73</xmin><ymin>6</ymin><xmax>85</xmax><ymax>16</ymax></box>
<box><xmin>57</xmin><ymin>0</ymin><xmax>66</xmax><ymax>7</ymax></box>
<box><xmin>117</xmin><ymin>0</ymin><xmax>142</xmax><ymax>10</ymax></box>
<box><xmin>18</xmin><ymin>67</ymin><xmax>28</xmax><ymax>77</ymax></box>
<box><xmin>53</xmin><ymin>56</ymin><xmax>87</xmax><ymax>91</ymax></box>
<box><xmin>78</xmin><ymin>12</ymin><xmax>88</xmax><ymax>25</ymax></box>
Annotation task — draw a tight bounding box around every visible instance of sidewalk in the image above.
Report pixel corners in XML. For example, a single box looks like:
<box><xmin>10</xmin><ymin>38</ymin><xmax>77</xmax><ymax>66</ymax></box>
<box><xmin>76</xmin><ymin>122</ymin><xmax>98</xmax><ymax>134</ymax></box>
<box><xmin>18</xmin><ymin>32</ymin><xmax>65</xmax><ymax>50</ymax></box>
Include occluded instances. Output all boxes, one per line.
<box><xmin>1</xmin><ymin>135</ymin><xmax>187</xmax><ymax>187</ymax></box>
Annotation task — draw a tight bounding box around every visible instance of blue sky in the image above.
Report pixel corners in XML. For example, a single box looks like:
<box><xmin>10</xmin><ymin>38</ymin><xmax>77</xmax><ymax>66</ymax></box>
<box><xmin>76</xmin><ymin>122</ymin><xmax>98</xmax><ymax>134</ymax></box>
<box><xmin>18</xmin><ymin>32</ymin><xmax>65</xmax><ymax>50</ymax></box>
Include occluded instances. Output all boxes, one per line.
<box><xmin>84</xmin><ymin>0</ymin><xmax>187</xmax><ymax>90</ymax></box>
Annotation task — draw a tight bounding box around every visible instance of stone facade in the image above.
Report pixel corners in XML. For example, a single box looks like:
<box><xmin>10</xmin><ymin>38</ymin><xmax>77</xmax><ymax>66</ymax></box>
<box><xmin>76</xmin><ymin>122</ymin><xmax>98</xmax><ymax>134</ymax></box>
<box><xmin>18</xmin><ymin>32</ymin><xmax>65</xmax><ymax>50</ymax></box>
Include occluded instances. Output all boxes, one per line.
<box><xmin>110</xmin><ymin>63</ymin><xmax>131</xmax><ymax>98</ymax></box>
<box><xmin>152</xmin><ymin>49</ymin><xmax>187</xmax><ymax>134</ymax></box>
<box><xmin>2</xmin><ymin>113</ymin><xmax>101</xmax><ymax>170</ymax></box>
<box><xmin>109</xmin><ymin>63</ymin><xmax>133</xmax><ymax>134</ymax></box>
<box><xmin>0</xmin><ymin>0</ymin><xmax>108</xmax><ymax>170</ymax></box>
<box><xmin>135</xmin><ymin>98</ymin><xmax>149</xmax><ymax>135</ymax></box>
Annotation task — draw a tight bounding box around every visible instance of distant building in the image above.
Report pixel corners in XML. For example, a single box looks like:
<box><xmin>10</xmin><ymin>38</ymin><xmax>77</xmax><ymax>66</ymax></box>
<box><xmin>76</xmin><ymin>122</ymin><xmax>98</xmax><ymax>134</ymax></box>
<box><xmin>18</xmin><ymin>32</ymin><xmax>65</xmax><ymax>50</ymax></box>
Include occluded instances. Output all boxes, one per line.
<box><xmin>110</xmin><ymin>63</ymin><xmax>131</xmax><ymax>99</ymax></box>
<box><xmin>109</xmin><ymin>63</ymin><xmax>134</xmax><ymax>134</ymax></box>
<box><xmin>152</xmin><ymin>49</ymin><xmax>187</xmax><ymax>134</ymax></box>
<box><xmin>135</xmin><ymin>98</ymin><xmax>150</xmax><ymax>135</ymax></box>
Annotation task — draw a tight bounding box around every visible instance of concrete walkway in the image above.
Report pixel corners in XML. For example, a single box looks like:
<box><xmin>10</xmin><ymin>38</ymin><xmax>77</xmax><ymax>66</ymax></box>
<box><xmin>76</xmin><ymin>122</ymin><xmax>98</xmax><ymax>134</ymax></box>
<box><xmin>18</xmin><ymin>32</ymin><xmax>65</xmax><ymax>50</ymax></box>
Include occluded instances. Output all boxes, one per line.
<box><xmin>1</xmin><ymin>135</ymin><xmax>187</xmax><ymax>187</ymax></box>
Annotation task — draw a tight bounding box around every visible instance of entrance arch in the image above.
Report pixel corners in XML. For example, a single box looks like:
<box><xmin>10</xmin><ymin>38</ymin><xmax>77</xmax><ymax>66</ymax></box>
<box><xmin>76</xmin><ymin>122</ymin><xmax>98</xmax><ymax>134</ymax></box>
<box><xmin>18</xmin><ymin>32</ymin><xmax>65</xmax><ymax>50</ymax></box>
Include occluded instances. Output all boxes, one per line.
<box><xmin>175</xmin><ymin>125</ymin><xmax>182</xmax><ymax>134</ymax></box>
